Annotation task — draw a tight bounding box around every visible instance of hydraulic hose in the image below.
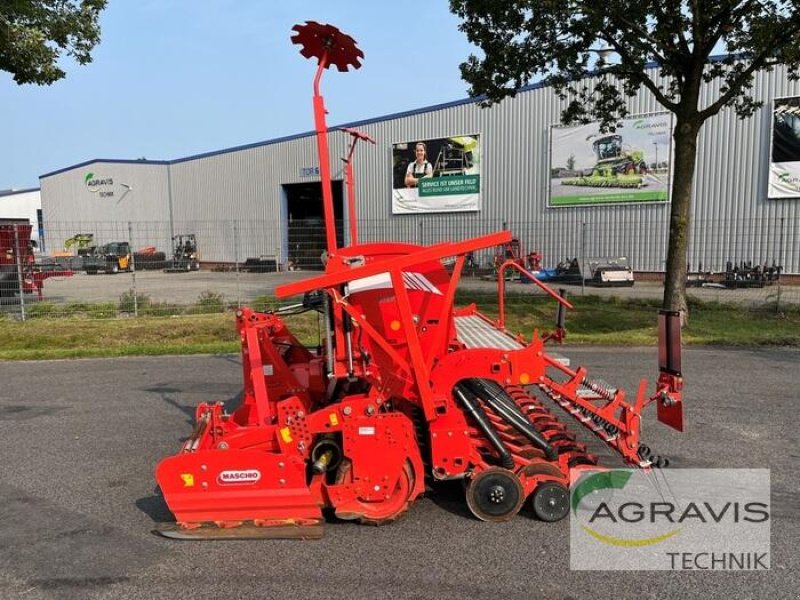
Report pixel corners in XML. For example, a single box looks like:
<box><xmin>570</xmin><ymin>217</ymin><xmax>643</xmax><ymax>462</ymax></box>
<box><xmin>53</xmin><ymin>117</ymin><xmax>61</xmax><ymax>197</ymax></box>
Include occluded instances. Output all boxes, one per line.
<box><xmin>476</xmin><ymin>379</ymin><xmax>530</xmax><ymax>420</ymax></box>
<box><xmin>465</xmin><ymin>379</ymin><xmax>558</xmax><ymax>461</ymax></box>
<box><xmin>454</xmin><ymin>384</ymin><xmax>515</xmax><ymax>470</ymax></box>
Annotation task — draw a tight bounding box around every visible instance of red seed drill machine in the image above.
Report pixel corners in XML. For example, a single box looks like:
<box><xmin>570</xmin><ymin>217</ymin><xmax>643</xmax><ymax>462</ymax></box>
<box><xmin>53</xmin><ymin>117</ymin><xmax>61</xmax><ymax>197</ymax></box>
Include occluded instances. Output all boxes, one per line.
<box><xmin>154</xmin><ymin>22</ymin><xmax>684</xmax><ymax>539</ymax></box>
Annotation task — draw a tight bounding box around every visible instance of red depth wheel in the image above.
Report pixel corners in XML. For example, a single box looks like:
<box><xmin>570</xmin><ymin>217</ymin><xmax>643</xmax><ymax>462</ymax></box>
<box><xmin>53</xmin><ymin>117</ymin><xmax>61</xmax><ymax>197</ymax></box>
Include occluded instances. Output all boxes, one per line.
<box><xmin>290</xmin><ymin>21</ymin><xmax>363</xmax><ymax>72</ymax></box>
<box><xmin>333</xmin><ymin>460</ymin><xmax>415</xmax><ymax>525</ymax></box>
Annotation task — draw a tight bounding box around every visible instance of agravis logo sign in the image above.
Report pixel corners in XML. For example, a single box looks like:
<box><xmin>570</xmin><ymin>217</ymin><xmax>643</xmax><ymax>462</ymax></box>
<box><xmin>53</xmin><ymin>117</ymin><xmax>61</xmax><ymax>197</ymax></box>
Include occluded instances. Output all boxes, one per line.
<box><xmin>632</xmin><ymin>118</ymin><xmax>669</xmax><ymax>130</ymax></box>
<box><xmin>85</xmin><ymin>172</ymin><xmax>115</xmax><ymax>198</ymax></box>
<box><xmin>570</xmin><ymin>469</ymin><xmax>770</xmax><ymax>570</ymax></box>
<box><xmin>777</xmin><ymin>170</ymin><xmax>800</xmax><ymax>191</ymax></box>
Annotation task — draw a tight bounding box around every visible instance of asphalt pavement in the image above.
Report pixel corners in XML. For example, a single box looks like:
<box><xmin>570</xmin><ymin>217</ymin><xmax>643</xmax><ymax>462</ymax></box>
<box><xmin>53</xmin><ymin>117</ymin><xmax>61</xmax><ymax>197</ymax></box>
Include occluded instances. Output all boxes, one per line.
<box><xmin>0</xmin><ymin>347</ymin><xmax>797</xmax><ymax>600</ymax></box>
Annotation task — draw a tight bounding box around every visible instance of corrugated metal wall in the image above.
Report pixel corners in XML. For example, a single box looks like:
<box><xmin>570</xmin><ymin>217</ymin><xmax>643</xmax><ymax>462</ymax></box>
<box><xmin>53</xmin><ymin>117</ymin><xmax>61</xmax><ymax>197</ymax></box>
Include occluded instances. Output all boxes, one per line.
<box><xmin>339</xmin><ymin>64</ymin><xmax>800</xmax><ymax>273</ymax></box>
<box><xmin>40</xmin><ymin>161</ymin><xmax>171</xmax><ymax>251</ymax></box>
<box><xmin>40</xmin><ymin>64</ymin><xmax>800</xmax><ymax>272</ymax></box>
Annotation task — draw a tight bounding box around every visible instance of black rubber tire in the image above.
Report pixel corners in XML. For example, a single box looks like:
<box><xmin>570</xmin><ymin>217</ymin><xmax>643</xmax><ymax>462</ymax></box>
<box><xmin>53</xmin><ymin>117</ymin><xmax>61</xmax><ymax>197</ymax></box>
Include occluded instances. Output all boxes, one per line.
<box><xmin>465</xmin><ymin>467</ymin><xmax>525</xmax><ymax>522</ymax></box>
<box><xmin>530</xmin><ymin>481</ymin><xmax>570</xmax><ymax>522</ymax></box>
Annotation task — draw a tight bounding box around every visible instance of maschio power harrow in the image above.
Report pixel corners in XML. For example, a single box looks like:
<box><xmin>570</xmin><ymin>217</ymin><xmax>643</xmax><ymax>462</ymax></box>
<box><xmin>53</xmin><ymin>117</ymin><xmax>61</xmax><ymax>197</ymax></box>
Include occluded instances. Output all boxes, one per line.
<box><xmin>154</xmin><ymin>22</ymin><xmax>685</xmax><ymax>539</ymax></box>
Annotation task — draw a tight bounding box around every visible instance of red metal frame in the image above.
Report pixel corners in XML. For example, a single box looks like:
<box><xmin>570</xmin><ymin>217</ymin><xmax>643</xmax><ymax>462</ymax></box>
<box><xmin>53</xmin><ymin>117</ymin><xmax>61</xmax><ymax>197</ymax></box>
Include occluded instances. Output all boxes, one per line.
<box><xmin>1</xmin><ymin>223</ymin><xmax>73</xmax><ymax>299</ymax></box>
<box><xmin>496</xmin><ymin>258</ymin><xmax>573</xmax><ymax>330</ymax></box>
<box><xmin>154</xmin><ymin>22</ymin><xmax>684</xmax><ymax>538</ymax></box>
<box><xmin>341</xmin><ymin>127</ymin><xmax>375</xmax><ymax>246</ymax></box>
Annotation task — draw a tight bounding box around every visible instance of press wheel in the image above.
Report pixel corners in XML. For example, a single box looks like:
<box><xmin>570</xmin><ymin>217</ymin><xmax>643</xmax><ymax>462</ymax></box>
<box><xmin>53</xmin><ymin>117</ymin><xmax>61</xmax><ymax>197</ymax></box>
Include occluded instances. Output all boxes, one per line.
<box><xmin>465</xmin><ymin>467</ymin><xmax>524</xmax><ymax>522</ymax></box>
<box><xmin>530</xmin><ymin>481</ymin><xmax>570</xmax><ymax>522</ymax></box>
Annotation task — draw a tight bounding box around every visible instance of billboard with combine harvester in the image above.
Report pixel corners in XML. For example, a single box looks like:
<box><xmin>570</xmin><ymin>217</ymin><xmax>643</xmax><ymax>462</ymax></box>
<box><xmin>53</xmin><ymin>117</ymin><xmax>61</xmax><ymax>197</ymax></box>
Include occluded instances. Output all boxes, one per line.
<box><xmin>549</xmin><ymin>113</ymin><xmax>673</xmax><ymax>207</ymax></box>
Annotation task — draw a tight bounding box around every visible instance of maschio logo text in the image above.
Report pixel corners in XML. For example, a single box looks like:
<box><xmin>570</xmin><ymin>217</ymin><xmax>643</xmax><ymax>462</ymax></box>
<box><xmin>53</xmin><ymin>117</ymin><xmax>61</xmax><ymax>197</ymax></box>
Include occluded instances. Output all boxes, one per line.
<box><xmin>217</xmin><ymin>470</ymin><xmax>261</xmax><ymax>485</ymax></box>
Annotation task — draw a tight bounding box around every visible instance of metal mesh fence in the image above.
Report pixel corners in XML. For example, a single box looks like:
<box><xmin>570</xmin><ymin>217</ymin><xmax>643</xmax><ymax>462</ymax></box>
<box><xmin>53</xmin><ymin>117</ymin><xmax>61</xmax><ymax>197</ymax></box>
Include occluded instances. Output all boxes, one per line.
<box><xmin>1</xmin><ymin>218</ymin><xmax>797</xmax><ymax>321</ymax></box>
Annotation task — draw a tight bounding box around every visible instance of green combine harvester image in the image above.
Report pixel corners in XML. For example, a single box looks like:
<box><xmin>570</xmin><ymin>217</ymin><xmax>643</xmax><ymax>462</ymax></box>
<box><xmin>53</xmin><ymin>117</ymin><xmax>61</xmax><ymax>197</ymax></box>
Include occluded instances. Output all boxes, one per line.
<box><xmin>561</xmin><ymin>134</ymin><xmax>648</xmax><ymax>188</ymax></box>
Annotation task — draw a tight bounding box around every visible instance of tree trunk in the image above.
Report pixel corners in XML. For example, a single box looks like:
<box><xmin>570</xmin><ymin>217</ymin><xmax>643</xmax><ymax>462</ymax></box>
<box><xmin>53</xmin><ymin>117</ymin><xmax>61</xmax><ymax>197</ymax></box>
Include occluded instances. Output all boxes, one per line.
<box><xmin>662</xmin><ymin>116</ymin><xmax>701</xmax><ymax>324</ymax></box>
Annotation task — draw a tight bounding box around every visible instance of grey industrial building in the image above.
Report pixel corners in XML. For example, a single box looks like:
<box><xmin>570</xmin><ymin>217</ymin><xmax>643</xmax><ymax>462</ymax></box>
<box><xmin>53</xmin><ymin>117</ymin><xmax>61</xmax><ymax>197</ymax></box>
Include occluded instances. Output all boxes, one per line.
<box><xmin>39</xmin><ymin>62</ymin><xmax>800</xmax><ymax>274</ymax></box>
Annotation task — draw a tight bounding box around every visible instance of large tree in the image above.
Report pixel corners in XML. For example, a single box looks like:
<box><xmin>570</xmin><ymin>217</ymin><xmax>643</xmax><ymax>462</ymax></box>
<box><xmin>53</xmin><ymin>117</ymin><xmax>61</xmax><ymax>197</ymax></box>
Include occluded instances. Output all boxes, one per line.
<box><xmin>450</xmin><ymin>0</ymin><xmax>800</xmax><ymax>319</ymax></box>
<box><xmin>0</xmin><ymin>0</ymin><xmax>107</xmax><ymax>85</ymax></box>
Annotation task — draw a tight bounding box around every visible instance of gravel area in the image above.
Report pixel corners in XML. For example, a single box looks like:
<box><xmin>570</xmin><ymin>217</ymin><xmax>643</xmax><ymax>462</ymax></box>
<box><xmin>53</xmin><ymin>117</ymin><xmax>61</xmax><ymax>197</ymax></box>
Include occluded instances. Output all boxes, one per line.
<box><xmin>4</xmin><ymin>268</ymin><xmax>798</xmax><ymax>310</ymax></box>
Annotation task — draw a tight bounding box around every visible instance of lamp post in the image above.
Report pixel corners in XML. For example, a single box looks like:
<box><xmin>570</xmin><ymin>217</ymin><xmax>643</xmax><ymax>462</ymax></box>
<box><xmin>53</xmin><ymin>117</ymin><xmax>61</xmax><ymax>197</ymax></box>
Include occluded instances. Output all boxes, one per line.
<box><xmin>653</xmin><ymin>142</ymin><xmax>658</xmax><ymax>172</ymax></box>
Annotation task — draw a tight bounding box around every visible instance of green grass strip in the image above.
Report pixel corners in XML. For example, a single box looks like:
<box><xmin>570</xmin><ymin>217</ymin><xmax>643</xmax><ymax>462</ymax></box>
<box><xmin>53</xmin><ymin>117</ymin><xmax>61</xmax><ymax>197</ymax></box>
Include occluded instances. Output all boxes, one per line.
<box><xmin>0</xmin><ymin>295</ymin><xmax>797</xmax><ymax>361</ymax></box>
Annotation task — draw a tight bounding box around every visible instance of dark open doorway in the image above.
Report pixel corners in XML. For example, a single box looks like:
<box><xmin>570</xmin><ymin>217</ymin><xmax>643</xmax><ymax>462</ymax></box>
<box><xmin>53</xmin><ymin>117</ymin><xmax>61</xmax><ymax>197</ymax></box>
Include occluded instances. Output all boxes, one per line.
<box><xmin>283</xmin><ymin>181</ymin><xmax>344</xmax><ymax>270</ymax></box>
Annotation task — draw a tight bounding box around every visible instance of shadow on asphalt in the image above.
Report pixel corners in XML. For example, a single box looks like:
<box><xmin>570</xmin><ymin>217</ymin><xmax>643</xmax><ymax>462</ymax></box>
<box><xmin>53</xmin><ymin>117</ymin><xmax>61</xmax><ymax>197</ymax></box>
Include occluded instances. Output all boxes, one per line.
<box><xmin>141</xmin><ymin>382</ymin><xmax>244</xmax><ymax>427</ymax></box>
<box><xmin>427</xmin><ymin>480</ymin><xmax>474</xmax><ymax>520</ymax></box>
<box><xmin>211</xmin><ymin>354</ymin><xmax>242</xmax><ymax>367</ymax></box>
<box><xmin>135</xmin><ymin>492</ymin><xmax>173</xmax><ymax>524</ymax></box>
<box><xmin>136</xmin><ymin>493</ymin><xmax>175</xmax><ymax>523</ymax></box>
<box><xmin>142</xmin><ymin>384</ymin><xmax>196</xmax><ymax>425</ymax></box>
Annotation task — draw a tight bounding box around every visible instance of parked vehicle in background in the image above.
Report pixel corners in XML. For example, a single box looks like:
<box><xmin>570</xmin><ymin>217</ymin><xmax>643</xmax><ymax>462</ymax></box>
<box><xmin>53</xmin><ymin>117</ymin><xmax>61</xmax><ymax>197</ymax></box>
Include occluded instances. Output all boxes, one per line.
<box><xmin>84</xmin><ymin>241</ymin><xmax>132</xmax><ymax>275</ymax></box>
<box><xmin>164</xmin><ymin>234</ymin><xmax>200</xmax><ymax>272</ymax></box>
<box><xmin>1</xmin><ymin>219</ymin><xmax>73</xmax><ymax>297</ymax></box>
<box><xmin>586</xmin><ymin>256</ymin><xmax>635</xmax><ymax>287</ymax></box>
<box><xmin>63</xmin><ymin>233</ymin><xmax>96</xmax><ymax>256</ymax></box>
<box><xmin>0</xmin><ymin>220</ymin><xmax>31</xmax><ymax>297</ymax></box>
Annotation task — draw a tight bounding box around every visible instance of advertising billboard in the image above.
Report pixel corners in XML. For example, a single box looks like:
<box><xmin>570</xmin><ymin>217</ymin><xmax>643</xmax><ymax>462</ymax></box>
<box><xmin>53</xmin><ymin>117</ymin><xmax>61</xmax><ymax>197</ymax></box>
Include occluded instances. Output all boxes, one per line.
<box><xmin>549</xmin><ymin>114</ymin><xmax>672</xmax><ymax>207</ymax></box>
<box><xmin>391</xmin><ymin>135</ymin><xmax>481</xmax><ymax>214</ymax></box>
<box><xmin>768</xmin><ymin>96</ymin><xmax>800</xmax><ymax>198</ymax></box>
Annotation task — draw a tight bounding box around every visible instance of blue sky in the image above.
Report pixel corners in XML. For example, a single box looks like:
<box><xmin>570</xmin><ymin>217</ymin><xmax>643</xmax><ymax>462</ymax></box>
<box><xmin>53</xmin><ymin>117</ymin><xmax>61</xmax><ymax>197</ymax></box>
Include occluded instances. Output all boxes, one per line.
<box><xmin>1</xmin><ymin>1</ymin><xmax>478</xmax><ymax>189</ymax></box>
